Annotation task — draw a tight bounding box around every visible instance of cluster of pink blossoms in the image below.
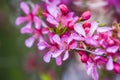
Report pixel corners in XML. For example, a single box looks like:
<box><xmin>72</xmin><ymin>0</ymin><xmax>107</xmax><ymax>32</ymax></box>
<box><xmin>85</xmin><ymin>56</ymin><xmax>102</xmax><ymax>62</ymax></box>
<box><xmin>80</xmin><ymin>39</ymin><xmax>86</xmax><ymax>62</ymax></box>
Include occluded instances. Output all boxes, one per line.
<box><xmin>16</xmin><ymin>0</ymin><xmax>120</xmax><ymax>80</ymax></box>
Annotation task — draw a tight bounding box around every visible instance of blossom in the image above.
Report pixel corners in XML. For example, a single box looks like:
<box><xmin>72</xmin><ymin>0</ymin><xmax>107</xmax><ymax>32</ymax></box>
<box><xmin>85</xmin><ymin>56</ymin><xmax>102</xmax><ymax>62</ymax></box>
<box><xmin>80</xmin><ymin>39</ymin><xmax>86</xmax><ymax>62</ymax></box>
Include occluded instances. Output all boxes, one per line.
<box><xmin>74</xmin><ymin>21</ymin><xmax>99</xmax><ymax>46</ymax></box>
<box><xmin>16</xmin><ymin>2</ymin><xmax>41</xmax><ymax>30</ymax></box>
<box><xmin>53</xmin><ymin>34</ymin><xmax>77</xmax><ymax>61</ymax></box>
<box><xmin>38</xmin><ymin>33</ymin><xmax>64</xmax><ymax>66</ymax></box>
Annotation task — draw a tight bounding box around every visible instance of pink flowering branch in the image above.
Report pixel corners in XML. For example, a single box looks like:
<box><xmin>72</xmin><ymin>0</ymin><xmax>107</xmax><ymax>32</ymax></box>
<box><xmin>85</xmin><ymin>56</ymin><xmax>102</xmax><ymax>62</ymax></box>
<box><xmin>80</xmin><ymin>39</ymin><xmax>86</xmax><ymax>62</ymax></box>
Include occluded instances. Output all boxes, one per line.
<box><xmin>15</xmin><ymin>1</ymin><xmax>120</xmax><ymax>80</ymax></box>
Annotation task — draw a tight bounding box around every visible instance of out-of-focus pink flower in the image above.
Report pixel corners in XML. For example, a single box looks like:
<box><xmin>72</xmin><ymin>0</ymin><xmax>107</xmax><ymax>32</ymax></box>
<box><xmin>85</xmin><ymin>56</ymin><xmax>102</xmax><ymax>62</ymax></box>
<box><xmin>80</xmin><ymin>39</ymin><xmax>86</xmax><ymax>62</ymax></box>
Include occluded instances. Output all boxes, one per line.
<box><xmin>107</xmin><ymin>0</ymin><xmax>120</xmax><ymax>13</ymax></box>
<box><xmin>23</xmin><ymin>26</ymin><xmax>47</xmax><ymax>48</ymax></box>
<box><xmin>114</xmin><ymin>62</ymin><xmax>120</xmax><ymax>74</ymax></box>
<box><xmin>16</xmin><ymin>2</ymin><xmax>41</xmax><ymax>29</ymax></box>
<box><xmin>87</xmin><ymin>62</ymin><xmax>98</xmax><ymax>80</ymax></box>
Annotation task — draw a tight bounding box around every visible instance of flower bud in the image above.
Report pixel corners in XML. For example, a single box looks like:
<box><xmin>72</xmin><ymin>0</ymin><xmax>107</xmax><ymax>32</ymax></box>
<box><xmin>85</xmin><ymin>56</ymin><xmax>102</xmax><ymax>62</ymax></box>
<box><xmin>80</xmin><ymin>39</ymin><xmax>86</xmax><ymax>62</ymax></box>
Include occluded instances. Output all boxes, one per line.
<box><xmin>81</xmin><ymin>11</ymin><xmax>91</xmax><ymax>20</ymax></box>
<box><xmin>78</xmin><ymin>51</ymin><xmax>86</xmax><ymax>56</ymax></box>
<box><xmin>107</xmin><ymin>39</ymin><xmax>115</xmax><ymax>46</ymax></box>
<box><xmin>114</xmin><ymin>62</ymin><xmax>120</xmax><ymax>74</ymax></box>
<box><xmin>59</xmin><ymin>4</ymin><xmax>69</xmax><ymax>15</ymax></box>
<box><xmin>81</xmin><ymin>54</ymin><xmax>89</xmax><ymax>63</ymax></box>
<box><xmin>83</xmin><ymin>21</ymin><xmax>91</xmax><ymax>28</ymax></box>
<box><xmin>84</xmin><ymin>27</ymin><xmax>90</xmax><ymax>34</ymax></box>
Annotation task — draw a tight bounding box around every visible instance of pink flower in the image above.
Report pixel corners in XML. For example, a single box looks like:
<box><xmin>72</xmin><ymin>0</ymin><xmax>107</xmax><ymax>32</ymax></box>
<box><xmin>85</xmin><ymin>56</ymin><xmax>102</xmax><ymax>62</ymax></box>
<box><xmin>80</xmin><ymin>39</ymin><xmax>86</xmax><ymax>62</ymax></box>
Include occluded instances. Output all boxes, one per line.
<box><xmin>38</xmin><ymin>33</ymin><xmax>64</xmax><ymax>66</ymax></box>
<box><xmin>16</xmin><ymin>2</ymin><xmax>41</xmax><ymax>29</ymax></box>
<box><xmin>53</xmin><ymin>34</ymin><xmax>77</xmax><ymax>61</ymax></box>
<box><xmin>87</xmin><ymin>62</ymin><xmax>99</xmax><ymax>80</ymax></box>
<box><xmin>74</xmin><ymin>21</ymin><xmax>99</xmax><ymax>46</ymax></box>
<box><xmin>22</xmin><ymin>25</ymin><xmax>47</xmax><ymax>48</ymax></box>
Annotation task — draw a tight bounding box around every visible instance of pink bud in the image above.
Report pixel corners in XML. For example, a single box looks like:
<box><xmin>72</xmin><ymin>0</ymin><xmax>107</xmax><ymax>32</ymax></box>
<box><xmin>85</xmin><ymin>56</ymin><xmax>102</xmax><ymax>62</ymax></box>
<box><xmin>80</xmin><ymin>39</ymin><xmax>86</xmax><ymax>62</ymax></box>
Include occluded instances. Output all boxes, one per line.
<box><xmin>78</xmin><ymin>51</ymin><xmax>86</xmax><ymax>56</ymax></box>
<box><xmin>83</xmin><ymin>21</ymin><xmax>91</xmax><ymax>28</ymax></box>
<box><xmin>84</xmin><ymin>27</ymin><xmax>90</xmax><ymax>34</ymax></box>
<box><xmin>81</xmin><ymin>54</ymin><xmax>89</xmax><ymax>63</ymax></box>
<box><xmin>107</xmin><ymin>39</ymin><xmax>115</xmax><ymax>46</ymax></box>
<box><xmin>81</xmin><ymin>11</ymin><xmax>91</xmax><ymax>20</ymax></box>
<box><xmin>59</xmin><ymin>4</ymin><xmax>69</xmax><ymax>15</ymax></box>
<box><xmin>68</xmin><ymin>21</ymin><xmax>74</xmax><ymax>30</ymax></box>
<box><xmin>114</xmin><ymin>62</ymin><xmax>120</xmax><ymax>74</ymax></box>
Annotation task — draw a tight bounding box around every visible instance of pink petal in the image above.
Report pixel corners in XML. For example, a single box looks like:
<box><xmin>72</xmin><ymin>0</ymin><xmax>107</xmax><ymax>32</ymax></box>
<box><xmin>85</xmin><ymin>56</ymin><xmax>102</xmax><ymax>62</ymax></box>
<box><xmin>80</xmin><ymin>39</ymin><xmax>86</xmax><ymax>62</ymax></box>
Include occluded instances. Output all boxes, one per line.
<box><xmin>106</xmin><ymin>46</ymin><xmax>119</xmax><ymax>53</ymax></box>
<box><xmin>69</xmin><ymin>40</ymin><xmax>77</xmax><ymax>49</ymax></box>
<box><xmin>37</xmin><ymin>37</ymin><xmax>47</xmax><ymax>50</ymax></box>
<box><xmin>87</xmin><ymin>63</ymin><xmax>93</xmax><ymax>75</ymax></box>
<box><xmin>53</xmin><ymin>34</ymin><xmax>61</xmax><ymax>44</ymax></box>
<box><xmin>94</xmin><ymin>48</ymin><xmax>105</xmax><ymax>55</ymax></box>
<box><xmin>63</xmin><ymin>50</ymin><xmax>69</xmax><ymax>61</ymax></box>
<box><xmin>97</xmin><ymin>27</ymin><xmax>112</xmax><ymax>33</ymax></box>
<box><xmin>20</xmin><ymin>22</ymin><xmax>32</xmax><ymax>34</ymax></box>
<box><xmin>20</xmin><ymin>2</ymin><xmax>30</xmax><ymax>14</ymax></box>
<box><xmin>43</xmin><ymin>51</ymin><xmax>52</xmax><ymax>63</ymax></box>
<box><xmin>85</xmin><ymin>37</ymin><xmax>98</xmax><ymax>46</ymax></box>
<box><xmin>16</xmin><ymin>16</ymin><xmax>27</xmax><ymax>26</ymax></box>
<box><xmin>88</xmin><ymin>21</ymin><xmax>98</xmax><ymax>36</ymax></box>
<box><xmin>106</xmin><ymin>56</ymin><xmax>113</xmax><ymax>70</ymax></box>
<box><xmin>71</xmin><ymin>33</ymin><xmax>84</xmax><ymax>41</ymax></box>
<box><xmin>25</xmin><ymin>37</ymin><xmax>35</xmax><ymax>48</ymax></box>
<box><xmin>47</xmin><ymin>5</ymin><xmax>59</xmax><ymax>18</ymax></box>
<box><xmin>37</xmin><ymin>41</ymin><xmax>50</xmax><ymax>50</ymax></box>
<box><xmin>41</xmin><ymin>28</ymin><xmax>49</xmax><ymax>34</ymax></box>
<box><xmin>74</xmin><ymin>23</ymin><xmax>86</xmax><ymax>37</ymax></box>
<box><xmin>47</xmin><ymin>15</ymin><xmax>58</xmax><ymax>26</ymax></box>
<box><xmin>52</xmin><ymin>49</ymin><xmax>64</xmax><ymax>58</ymax></box>
<box><xmin>48</xmin><ymin>33</ymin><xmax>54</xmax><ymax>43</ymax></box>
<box><xmin>92</xmin><ymin>66</ymin><xmax>99</xmax><ymax>80</ymax></box>
<box><xmin>56</xmin><ymin>56</ymin><xmax>62</xmax><ymax>66</ymax></box>
<box><xmin>52</xmin><ymin>0</ymin><xmax>61</xmax><ymax>6</ymax></box>
<box><xmin>32</xmin><ymin>4</ymin><xmax>39</xmax><ymax>15</ymax></box>
<box><xmin>34</xmin><ymin>16</ymin><xmax>41</xmax><ymax>29</ymax></box>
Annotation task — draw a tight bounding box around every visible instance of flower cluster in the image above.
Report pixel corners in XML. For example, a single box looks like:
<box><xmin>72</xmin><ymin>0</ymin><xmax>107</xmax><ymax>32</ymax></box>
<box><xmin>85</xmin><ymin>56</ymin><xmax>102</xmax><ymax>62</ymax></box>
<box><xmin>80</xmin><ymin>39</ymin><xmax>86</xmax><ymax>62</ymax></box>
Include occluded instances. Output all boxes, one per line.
<box><xmin>16</xmin><ymin>0</ymin><xmax>120</xmax><ymax>80</ymax></box>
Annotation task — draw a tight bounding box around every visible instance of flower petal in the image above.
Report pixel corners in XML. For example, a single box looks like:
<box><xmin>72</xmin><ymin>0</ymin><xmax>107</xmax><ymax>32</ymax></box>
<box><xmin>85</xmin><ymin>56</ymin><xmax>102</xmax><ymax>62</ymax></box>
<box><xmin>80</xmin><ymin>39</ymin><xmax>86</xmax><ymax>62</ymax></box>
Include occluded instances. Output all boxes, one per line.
<box><xmin>63</xmin><ymin>50</ymin><xmax>69</xmax><ymax>61</ymax></box>
<box><xmin>37</xmin><ymin>41</ymin><xmax>50</xmax><ymax>50</ymax></box>
<box><xmin>47</xmin><ymin>5</ymin><xmax>59</xmax><ymax>18</ymax></box>
<box><xmin>92</xmin><ymin>66</ymin><xmax>99</xmax><ymax>80</ymax></box>
<box><xmin>47</xmin><ymin>15</ymin><xmax>58</xmax><ymax>26</ymax></box>
<box><xmin>106</xmin><ymin>46</ymin><xmax>119</xmax><ymax>53</ymax></box>
<box><xmin>97</xmin><ymin>27</ymin><xmax>112</xmax><ymax>33</ymax></box>
<box><xmin>88</xmin><ymin>21</ymin><xmax>98</xmax><ymax>36</ymax></box>
<box><xmin>43</xmin><ymin>51</ymin><xmax>52</xmax><ymax>63</ymax></box>
<box><xmin>25</xmin><ymin>37</ymin><xmax>35</xmax><ymax>48</ymax></box>
<box><xmin>16</xmin><ymin>16</ymin><xmax>27</xmax><ymax>26</ymax></box>
<box><xmin>56</xmin><ymin>56</ymin><xmax>62</xmax><ymax>66</ymax></box>
<box><xmin>52</xmin><ymin>49</ymin><xmax>64</xmax><ymax>58</ymax></box>
<box><xmin>69</xmin><ymin>40</ymin><xmax>77</xmax><ymax>49</ymax></box>
<box><xmin>74</xmin><ymin>23</ymin><xmax>86</xmax><ymax>37</ymax></box>
<box><xmin>20</xmin><ymin>22</ymin><xmax>32</xmax><ymax>34</ymax></box>
<box><xmin>32</xmin><ymin>4</ymin><xmax>39</xmax><ymax>15</ymax></box>
<box><xmin>71</xmin><ymin>33</ymin><xmax>84</xmax><ymax>41</ymax></box>
<box><xmin>20</xmin><ymin>2</ymin><xmax>30</xmax><ymax>14</ymax></box>
<box><xmin>34</xmin><ymin>16</ymin><xmax>41</xmax><ymax>29</ymax></box>
<box><xmin>106</xmin><ymin>56</ymin><xmax>114</xmax><ymax>70</ymax></box>
<box><xmin>53</xmin><ymin>34</ymin><xmax>61</xmax><ymax>44</ymax></box>
<box><xmin>94</xmin><ymin>48</ymin><xmax>105</xmax><ymax>55</ymax></box>
<box><xmin>85</xmin><ymin>37</ymin><xmax>98</xmax><ymax>46</ymax></box>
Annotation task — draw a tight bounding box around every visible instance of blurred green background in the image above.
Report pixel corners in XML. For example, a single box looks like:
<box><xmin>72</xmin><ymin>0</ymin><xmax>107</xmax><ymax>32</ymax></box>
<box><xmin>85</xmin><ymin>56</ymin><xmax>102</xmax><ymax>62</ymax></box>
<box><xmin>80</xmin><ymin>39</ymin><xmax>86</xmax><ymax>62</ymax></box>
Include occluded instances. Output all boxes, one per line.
<box><xmin>0</xmin><ymin>0</ymin><xmax>30</xmax><ymax>80</ymax></box>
